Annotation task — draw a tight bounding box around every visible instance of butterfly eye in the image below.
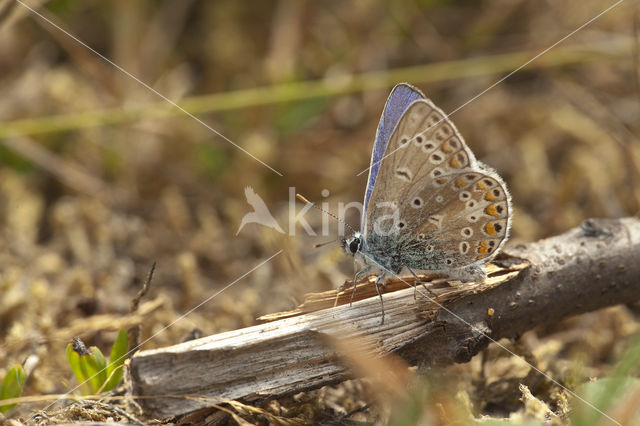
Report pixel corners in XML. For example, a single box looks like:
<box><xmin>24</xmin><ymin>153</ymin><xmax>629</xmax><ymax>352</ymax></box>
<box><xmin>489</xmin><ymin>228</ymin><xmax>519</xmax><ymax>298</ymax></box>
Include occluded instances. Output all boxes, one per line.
<box><xmin>349</xmin><ymin>238</ymin><xmax>360</xmax><ymax>254</ymax></box>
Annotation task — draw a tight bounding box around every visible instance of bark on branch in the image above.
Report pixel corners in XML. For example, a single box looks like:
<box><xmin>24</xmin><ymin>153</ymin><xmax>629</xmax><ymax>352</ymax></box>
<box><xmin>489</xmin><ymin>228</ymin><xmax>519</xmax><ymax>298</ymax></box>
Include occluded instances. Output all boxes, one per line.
<box><xmin>129</xmin><ymin>217</ymin><xmax>640</xmax><ymax>417</ymax></box>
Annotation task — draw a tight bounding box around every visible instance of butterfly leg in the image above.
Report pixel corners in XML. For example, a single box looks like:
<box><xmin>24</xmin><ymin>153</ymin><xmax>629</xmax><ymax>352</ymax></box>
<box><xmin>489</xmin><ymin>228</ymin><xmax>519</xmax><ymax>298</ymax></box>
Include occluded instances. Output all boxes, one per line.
<box><xmin>407</xmin><ymin>267</ymin><xmax>437</xmax><ymax>300</ymax></box>
<box><xmin>350</xmin><ymin>265</ymin><xmax>373</xmax><ymax>306</ymax></box>
<box><xmin>373</xmin><ymin>272</ymin><xmax>387</xmax><ymax>324</ymax></box>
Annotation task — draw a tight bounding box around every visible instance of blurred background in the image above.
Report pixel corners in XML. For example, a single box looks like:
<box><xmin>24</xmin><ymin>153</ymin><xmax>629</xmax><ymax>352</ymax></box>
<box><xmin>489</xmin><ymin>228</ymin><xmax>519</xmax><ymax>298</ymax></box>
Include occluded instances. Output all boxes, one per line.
<box><xmin>0</xmin><ymin>0</ymin><xmax>639</xmax><ymax>423</ymax></box>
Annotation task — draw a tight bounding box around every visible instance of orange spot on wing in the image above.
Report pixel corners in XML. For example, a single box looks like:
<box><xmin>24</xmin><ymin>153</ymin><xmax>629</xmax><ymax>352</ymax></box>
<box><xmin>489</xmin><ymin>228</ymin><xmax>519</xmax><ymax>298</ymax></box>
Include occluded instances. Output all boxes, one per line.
<box><xmin>436</xmin><ymin>177</ymin><xmax>448</xmax><ymax>185</ymax></box>
<box><xmin>477</xmin><ymin>240</ymin><xmax>489</xmax><ymax>254</ymax></box>
<box><xmin>475</xmin><ymin>182</ymin><xmax>487</xmax><ymax>190</ymax></box>
<box><xmin>450</xmin><ymin>157</ymin><xmax>460</xmax><ymax>168</ymax></box>
<box><xmin>485</xmin><ymin>204</ymin><xmax>498</xmax><ymax>216</ymax></box>
<box><xmin>455</xmin><ymin>177</ymin><xmax>467</xmax><ymax>188</ymax></box>
<box><xmin>485</xmin><ymin>223</ymin><xmax>496</xmax><ymax>236</ymax></box>
<box><xmin>441</xmin><ymin>143</ymin><xmax>453</xmax><ymax>153</ymax></box>
<box><xmin>485</xmin><ymin>192</ymin><xmax>497</xmax><ymax>201</ymax></box>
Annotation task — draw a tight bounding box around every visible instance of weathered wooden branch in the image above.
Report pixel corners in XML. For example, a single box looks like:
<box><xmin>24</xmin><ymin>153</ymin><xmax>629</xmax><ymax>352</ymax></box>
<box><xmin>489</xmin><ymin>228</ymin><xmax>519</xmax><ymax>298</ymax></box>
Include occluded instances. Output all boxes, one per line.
<box><xmin>129</xmin><ymin>217</ymin><xmax>640</xmax><ymax>417</ymax></box>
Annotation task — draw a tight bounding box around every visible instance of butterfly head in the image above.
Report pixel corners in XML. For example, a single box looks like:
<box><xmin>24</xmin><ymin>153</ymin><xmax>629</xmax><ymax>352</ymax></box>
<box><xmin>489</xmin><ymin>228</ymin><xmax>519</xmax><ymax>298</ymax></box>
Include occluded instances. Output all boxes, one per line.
<box><xmin>342</xmin><ymin>231</ymin><xmax>363</xmax><ymax>256</ymax></box>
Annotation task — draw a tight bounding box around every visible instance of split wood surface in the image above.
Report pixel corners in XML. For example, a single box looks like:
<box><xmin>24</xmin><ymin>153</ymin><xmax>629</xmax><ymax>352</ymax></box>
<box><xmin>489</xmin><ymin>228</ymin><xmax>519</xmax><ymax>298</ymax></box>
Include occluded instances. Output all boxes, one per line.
<box><xmin>129</xmin><ymin>217</ymin><xmax>640</xmax><ymax>417</ymax></box>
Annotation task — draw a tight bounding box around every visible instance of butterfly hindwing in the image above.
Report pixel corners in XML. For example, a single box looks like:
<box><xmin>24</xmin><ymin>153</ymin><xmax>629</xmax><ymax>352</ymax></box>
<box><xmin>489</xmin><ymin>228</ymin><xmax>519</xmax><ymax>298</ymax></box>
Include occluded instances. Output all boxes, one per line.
<box><xmin>403</xmin><ymin>170</ymin><xmax>511</xmax><ymax>269</ymax></box>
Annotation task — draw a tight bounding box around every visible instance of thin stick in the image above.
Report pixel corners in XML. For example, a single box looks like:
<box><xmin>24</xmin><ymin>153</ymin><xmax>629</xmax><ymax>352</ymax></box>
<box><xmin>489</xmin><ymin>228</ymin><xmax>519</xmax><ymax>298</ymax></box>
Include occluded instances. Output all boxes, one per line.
<box><xmin>130</xmin><ymin>217</ymin><xmax>640</xmax><ymax>420</ymax></box>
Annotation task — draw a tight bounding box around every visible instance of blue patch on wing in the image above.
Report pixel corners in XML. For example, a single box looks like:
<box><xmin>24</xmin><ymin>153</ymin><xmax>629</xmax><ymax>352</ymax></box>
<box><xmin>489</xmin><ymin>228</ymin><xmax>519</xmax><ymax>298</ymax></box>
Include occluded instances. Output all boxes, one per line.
<box><xmin>362</xmin><ymin>84</ymin><xmax>424</xmax><ymax>227</ymax></box>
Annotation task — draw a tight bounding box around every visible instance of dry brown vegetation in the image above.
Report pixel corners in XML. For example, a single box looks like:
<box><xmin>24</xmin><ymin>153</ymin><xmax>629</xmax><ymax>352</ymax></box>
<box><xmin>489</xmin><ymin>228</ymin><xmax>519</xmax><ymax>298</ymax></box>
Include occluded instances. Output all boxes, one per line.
<box><xmin>1</xmin><ymin>0</ymin><xmax>640</xmax><ymax>424</ymax></box>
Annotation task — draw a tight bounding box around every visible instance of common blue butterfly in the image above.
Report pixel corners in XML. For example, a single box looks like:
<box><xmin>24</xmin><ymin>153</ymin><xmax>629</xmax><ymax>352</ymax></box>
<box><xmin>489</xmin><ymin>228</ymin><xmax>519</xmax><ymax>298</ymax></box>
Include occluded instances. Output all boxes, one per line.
<box><xmin>342</xmin><ymin>83</ymin><xmax>512</xmax><ymax>314</ymax></box>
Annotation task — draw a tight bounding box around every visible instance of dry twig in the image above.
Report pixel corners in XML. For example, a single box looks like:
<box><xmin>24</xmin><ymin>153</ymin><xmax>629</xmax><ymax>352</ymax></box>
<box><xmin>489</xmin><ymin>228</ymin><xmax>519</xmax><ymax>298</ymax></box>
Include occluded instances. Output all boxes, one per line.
<box><xmin>129</xmin><ymin>217</ymin><xmax>640</xmax><ymax>417</ymax></box>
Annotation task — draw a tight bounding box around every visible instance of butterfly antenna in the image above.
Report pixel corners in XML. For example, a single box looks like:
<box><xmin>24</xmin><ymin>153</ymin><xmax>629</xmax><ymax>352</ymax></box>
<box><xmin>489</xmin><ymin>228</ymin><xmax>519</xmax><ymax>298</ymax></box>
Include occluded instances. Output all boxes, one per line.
<box><xmin>312</xmin><ymin>240</ymin><xmax>338</xmax><ymax>249</ymax></box>
<box><xmin>296</xmin><ymin>193</ymin><xmax>357</xmax><ymax>235</ymax></box>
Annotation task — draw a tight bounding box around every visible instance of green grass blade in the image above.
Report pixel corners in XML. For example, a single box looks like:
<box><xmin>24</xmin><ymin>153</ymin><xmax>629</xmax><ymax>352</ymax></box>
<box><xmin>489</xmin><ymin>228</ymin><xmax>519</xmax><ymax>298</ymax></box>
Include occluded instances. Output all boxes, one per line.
<box><xmin>0</xmin><ymin>365</ymin><xmax>27</xmax><ymax>413</ymax></box>
<box><xmin>0</xmin><ymin>37</ymin><xmax>630</xmax><ymax>139</ymax></box>
<box><xmin>103</xmin><ymin>329</ymin><xmax>128</xmax><ymax>392</ymax></box>
<box><xmin>66</xmin><ymin>343</ymin><xmax>92</xmax><ymax>395</ymax></box>
<box><xmin>570</xmin><ymin>332</ymin><xmax>640</xmax><ymax>425</ymax></box>
<box><xmin>81</xmin><ymin>347</ymin><xmax>108</xmax><ymax>394</ymax></box>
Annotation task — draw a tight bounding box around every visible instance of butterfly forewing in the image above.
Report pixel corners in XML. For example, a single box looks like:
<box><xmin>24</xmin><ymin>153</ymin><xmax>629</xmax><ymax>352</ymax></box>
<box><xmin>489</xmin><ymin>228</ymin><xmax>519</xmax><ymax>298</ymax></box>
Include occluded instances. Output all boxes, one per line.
<box><xmin>363</xmin><ymin>84</ymin><xmax>425</xmax><ymax>229</ymax></box>
<box><xmin>364</xmin><ymin>99</ymin><xmax>472</xmax><ymax>234</ymax></box>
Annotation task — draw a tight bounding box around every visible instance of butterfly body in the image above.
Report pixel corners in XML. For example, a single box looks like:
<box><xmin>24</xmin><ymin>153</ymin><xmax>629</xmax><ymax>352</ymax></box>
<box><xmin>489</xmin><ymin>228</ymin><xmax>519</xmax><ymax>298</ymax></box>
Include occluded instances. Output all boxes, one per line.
<box><xmin>345</xmin><ymin>83</ymin><xmax>512</xmax><ymax>298</ymax></box>
<box><xmin>344</xmin><ymin>232</ymin><xmax>403</xmax><ymax>275</ymax></box>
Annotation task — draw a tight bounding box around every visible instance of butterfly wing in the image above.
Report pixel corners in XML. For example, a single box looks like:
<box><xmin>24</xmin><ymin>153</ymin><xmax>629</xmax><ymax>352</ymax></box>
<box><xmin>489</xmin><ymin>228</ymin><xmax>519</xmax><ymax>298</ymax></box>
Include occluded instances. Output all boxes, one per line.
<box><xmin>362</xmin><ymin>83</ymin><xmax>425</xmax><ymax>229</ymax></box>
<box><xmin>363</xmin><ymin>98</ymin><xmax>511</xmax><ymax>278</ymax></box>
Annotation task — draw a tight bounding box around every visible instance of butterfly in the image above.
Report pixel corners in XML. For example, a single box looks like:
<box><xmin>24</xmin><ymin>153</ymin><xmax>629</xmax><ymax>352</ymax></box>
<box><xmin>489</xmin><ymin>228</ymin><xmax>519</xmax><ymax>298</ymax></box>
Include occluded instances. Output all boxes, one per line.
<box><xmin>342</xmin><ymin>83</ymin><xmax>512</xmax><ymax>315</ymax></box>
